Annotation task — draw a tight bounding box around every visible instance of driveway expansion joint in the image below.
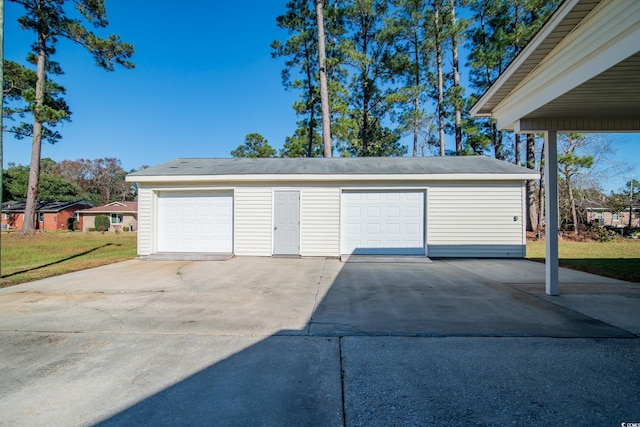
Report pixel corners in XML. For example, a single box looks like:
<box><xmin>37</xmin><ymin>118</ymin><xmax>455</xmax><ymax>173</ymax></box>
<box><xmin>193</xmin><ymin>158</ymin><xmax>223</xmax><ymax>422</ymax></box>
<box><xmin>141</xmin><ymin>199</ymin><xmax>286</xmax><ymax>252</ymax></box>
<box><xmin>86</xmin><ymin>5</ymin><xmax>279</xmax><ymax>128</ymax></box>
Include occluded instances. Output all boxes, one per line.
<box><xmin>339</xmin><ymin>336</ymin><xmax>347</xmax><ymax>427</ymax></box>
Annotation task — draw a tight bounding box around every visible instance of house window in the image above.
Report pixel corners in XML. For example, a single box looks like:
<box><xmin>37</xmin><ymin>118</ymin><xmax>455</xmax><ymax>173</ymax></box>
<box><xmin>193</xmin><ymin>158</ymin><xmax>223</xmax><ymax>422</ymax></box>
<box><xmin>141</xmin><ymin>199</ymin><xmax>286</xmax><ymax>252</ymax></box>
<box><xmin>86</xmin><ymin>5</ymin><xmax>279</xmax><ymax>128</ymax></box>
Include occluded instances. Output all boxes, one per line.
<box><xmin>612</xmin><ymin>213</ymin><xmax>620</xmax><ymax>222</ymax></box>
<box><xmin>110</xmin><ymin>213</ymin><xmax>123</xmax><ymax>224</ymax></box>
<box><xmin>37</xmin><ymin>212</ymin><xmax>44</xmax><ymax>222</ymax></box>
<box><xmin>3</xmin><ymin>213</ymin><xmax>9</xmax><ymax>220</ymax></box>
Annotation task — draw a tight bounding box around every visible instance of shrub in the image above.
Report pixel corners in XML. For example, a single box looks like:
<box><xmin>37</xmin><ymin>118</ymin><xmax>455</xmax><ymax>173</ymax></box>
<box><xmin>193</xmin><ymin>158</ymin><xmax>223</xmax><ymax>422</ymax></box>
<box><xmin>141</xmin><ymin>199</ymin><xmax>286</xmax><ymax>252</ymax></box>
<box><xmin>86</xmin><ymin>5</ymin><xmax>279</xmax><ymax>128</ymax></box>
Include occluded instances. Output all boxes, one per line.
<box><xmin>122</xmin><ymin>226</ymin><xmax>129</xmax><ymax>232</ymax></box>
<box><xmin>583</xmin><ymin>223</ymin><xmax>617</xmax><ymax>242</ymax></box>
<box><xmin>94</xmin><ymin>215</ymin><xmax>110</xmax><ymax>232</ymax></box>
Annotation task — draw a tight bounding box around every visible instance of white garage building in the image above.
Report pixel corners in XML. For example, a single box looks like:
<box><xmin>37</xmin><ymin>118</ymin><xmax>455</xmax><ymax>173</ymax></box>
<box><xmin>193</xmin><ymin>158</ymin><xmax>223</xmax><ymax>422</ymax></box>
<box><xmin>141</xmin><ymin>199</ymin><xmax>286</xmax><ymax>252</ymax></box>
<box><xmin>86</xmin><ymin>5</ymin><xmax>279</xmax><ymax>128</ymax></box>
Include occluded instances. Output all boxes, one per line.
<box><xmin>126</xmin><ymin>157</ymin><xmax>538</xmax><ymax>259</ymax></box>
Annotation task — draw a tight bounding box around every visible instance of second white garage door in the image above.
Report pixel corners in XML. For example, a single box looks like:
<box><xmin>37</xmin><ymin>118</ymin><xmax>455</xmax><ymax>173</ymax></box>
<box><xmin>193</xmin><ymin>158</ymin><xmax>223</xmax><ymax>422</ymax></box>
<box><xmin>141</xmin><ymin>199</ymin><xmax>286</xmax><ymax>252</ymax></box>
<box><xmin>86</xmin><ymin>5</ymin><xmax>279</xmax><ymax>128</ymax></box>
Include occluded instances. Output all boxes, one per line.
<box><xmin>341</xmin><ymin>191</ymin><xmax>425</xmax><ymax>255</ymax></box>
<box><xmin>157</xmin><ymin>191</ymin><xmax>233</xmax><ymax>253</ymax></box>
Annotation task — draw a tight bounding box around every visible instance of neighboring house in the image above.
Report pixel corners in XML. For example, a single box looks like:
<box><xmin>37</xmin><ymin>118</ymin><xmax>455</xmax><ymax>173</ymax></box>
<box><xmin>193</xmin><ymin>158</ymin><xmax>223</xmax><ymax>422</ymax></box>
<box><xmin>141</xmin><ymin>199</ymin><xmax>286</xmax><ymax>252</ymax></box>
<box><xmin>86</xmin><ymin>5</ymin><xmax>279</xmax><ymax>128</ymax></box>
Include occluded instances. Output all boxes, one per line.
<box><xmin>77</xmin><ymin>201</ymin><xmax>138</xmax><ymax>232</ymax></box>
<box><xmin>1</xmin><ymin>200</ymin><xmax>94</xmax><ymax>231</ymax></box>
<box><xmin>584</xmin><ymin>201</ymin><xmax>640</xmax><ymax>229</ymax></box>
<box><xmin>126</xmin><ymin>157</ymin><xmax>538</xmax><ymax>259</ymax></box>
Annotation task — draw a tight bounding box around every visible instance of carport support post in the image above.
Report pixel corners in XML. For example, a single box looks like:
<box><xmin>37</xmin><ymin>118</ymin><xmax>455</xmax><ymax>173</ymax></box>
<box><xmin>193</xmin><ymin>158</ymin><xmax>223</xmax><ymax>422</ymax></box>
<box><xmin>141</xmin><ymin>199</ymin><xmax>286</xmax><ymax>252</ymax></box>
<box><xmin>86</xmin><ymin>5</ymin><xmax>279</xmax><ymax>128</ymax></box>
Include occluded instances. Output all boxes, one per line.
<box><xmin>544</xmin><ymin>130</ymin><xmax>559</xmax><ymax>296</ymax></box>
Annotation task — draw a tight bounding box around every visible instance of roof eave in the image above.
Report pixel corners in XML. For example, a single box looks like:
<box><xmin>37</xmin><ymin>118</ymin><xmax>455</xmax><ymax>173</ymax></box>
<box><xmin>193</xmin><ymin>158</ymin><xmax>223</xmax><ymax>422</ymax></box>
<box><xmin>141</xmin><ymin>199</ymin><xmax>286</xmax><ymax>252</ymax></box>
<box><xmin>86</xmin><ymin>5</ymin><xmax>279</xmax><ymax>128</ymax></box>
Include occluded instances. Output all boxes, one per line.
<box><xmin>127</xmin><ymin>173</ymin><xmax>539</xmax><ymax>184</ymax></box>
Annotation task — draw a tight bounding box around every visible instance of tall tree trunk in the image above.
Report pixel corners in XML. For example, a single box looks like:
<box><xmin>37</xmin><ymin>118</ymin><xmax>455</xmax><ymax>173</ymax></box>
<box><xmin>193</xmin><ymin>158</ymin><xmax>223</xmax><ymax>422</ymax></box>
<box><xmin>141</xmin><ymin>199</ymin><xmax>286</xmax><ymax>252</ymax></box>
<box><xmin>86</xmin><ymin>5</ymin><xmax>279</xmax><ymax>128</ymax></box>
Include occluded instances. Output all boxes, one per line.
<box><xmin>435</xmin><ymin>3</ymin><xmax>445</xmax><ymax>156</ymax></box>
<box><xmin>315</xmin><ymin>0</ymin><xmax>332</xmax><ymax>157</ymax></box>
<box><xmin>450</xmin><ymin>0</ymin><xmax>462</xmax><ymax>155</ymax></box>
<box><xmin>566</xmin><ymin>171</ymin><xmax>579</xmax><ymax>235</ymax></box>
<box><xmin>628</xmin><ymin>181</ymin><xmax>634</xmax><ymax>229</ymax></box>
<box><xmin>493</xmin><ymin>124</ymin><xmax>504</xmax><ymax>160</ymax></box>
<box><xmin>413</xmin><ymin>33</ymin><xmax>420</xmax><ymax>157</ymax></box>
<box><xmin>303</xmin><ymin>42</ymin><xmax>316</xmax><ymax>157</ymax></box>
<box><xmin>515</xmin><ymin>133</ymin><xmax>521</xmax><ymax>165</ymax></box>
<box><xmin>525</xmin><ymin>134</ymin><xmax>538</xmax><ymax>232</ymax></box>
<box><xmin>536</xmin><ymin>139</ymin><xmax>546</xmax><ymax>239</ymax></box>
<box><xmin>413</xmin><ymin>92</ymin><xmax>419</xmax><ymax>157</ymax></box>
<box><xmin>22</xmin><ymin>35</ymin><xmax>47</xmax><ymax>234</ymax></box>
<box><xmin>360</xmin><ymin>20</ymin><xmax>370</xmax><ymax>155</ymax></box>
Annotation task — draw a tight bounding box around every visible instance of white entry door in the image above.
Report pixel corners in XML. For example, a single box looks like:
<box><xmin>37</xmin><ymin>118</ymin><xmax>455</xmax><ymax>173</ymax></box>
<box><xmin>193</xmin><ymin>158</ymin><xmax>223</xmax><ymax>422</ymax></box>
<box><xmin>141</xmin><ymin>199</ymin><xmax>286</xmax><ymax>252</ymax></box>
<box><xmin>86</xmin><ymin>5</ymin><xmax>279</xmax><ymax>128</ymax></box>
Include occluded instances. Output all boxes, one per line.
<box><xmin>157</xmin><ymin>191</ymin><xmax>233</xmax><ymax>253</ymax></box>
<box><xmin>274</xmin><ymin>191</ymin><xmax>300</xmax><ymax>255</ymax></box>
<box><xmin>341</xmin><ymin>191</ymin><xmax>425</xmax><ymax>255</ymax></box>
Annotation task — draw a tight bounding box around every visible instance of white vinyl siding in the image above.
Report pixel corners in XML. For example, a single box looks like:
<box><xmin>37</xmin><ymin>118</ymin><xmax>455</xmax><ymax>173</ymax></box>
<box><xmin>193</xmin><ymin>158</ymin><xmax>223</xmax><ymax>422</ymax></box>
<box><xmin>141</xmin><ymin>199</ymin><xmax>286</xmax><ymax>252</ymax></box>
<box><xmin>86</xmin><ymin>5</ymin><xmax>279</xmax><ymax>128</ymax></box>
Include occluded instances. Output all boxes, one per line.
<box><xmin>301</xmin><ymin>188</ymin><xmax>340</xmax><ymax>256</ymax></box>
<box><xmin>427</xmin><ymin>183</ymin><xmax>525</xmax><ymax>258</ymax></box>
<box><xmin>234</xmin><ymin>187</ymin><xmax>273</xmax><ymax>256</ymax></box>
<box><xmin>137</xmin><ymin>187</ymin><xmax>153</xmax><ymax>256</ymax></box>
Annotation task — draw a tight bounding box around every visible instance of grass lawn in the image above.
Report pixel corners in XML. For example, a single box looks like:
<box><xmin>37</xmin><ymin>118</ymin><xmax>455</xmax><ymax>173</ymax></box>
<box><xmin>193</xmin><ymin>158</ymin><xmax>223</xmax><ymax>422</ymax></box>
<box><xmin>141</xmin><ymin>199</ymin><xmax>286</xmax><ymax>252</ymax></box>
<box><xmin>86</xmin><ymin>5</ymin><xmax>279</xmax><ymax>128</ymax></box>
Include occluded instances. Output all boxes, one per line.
<box><xmin>527</xmin><ymin>238</ymin><xmax>640</xmax><ymax>283</ymax></box>
<box><xmin>1</xmin><ymin>231</ymin><xmax>137</xmax><ymax>288</ymax></box>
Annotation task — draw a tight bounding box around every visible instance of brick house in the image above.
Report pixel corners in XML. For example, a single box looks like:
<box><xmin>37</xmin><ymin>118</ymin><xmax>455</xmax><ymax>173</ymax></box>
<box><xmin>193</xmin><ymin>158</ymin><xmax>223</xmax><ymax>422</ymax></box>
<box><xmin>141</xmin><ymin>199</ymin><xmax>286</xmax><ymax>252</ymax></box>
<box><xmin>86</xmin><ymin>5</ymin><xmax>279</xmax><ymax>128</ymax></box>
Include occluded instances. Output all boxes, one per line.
<box><xmin>585</xmin><ymin>202</ymin><xmax>640</xmax><ymax>229</ymax></box>
<box><xmin>77</xmin><ymin>201</ymin><xmax>138</xmax><ymax>232</ymax></box>
<box><xmin>1</xmin><ymin>200</ymin><xmax>94</xmax><ymax>231</ymax></box>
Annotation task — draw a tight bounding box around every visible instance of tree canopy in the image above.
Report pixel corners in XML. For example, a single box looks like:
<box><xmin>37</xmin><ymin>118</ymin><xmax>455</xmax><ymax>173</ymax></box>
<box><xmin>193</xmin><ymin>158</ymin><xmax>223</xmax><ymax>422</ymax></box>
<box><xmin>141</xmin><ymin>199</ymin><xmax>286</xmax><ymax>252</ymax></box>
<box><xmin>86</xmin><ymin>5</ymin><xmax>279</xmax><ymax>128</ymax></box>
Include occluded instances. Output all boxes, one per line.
<box><xmin>272</xmin><ymin>0</ymin><xmax>561</xmax><ymax>159</ymax></box>
<box><xmin>2</xmin><ymin>157</ymin><xmax>138</xmax><ymax>206</ymax></box>
<box><xmin>8</xmin><ymin>0</ymin><xmax>134</xmax><ymax>233</ymax></box>
<box><xmin>231</xmin><ymin>133</ymin><xmax>277</xmax><ymax>158</ymax></box>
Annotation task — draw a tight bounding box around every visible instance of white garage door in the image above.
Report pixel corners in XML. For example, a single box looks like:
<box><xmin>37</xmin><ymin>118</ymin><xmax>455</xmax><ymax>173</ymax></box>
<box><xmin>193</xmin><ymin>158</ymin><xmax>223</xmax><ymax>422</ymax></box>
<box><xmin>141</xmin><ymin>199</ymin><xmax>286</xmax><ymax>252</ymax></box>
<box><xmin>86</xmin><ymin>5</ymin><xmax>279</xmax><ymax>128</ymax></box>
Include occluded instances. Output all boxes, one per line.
<box><xmin>341</xmin><ymin>191</ymin><xmax>425</xmax><ymax>255</ymax></box>
<box><xmin>157</xmin><ymin>191</ymin><xmax>233</xmax><ymax>253</ymax></box>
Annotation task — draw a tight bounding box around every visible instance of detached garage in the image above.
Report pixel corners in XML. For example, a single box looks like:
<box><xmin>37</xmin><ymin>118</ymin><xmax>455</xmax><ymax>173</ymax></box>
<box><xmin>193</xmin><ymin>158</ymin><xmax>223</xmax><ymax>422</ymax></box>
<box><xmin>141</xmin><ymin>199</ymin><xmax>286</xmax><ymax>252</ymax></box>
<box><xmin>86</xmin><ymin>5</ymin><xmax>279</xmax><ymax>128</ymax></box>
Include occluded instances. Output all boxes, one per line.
<box><xmin>126</xmin><ymin>157</ymin><xmax>538</xmax><ymax>259</ymax></box>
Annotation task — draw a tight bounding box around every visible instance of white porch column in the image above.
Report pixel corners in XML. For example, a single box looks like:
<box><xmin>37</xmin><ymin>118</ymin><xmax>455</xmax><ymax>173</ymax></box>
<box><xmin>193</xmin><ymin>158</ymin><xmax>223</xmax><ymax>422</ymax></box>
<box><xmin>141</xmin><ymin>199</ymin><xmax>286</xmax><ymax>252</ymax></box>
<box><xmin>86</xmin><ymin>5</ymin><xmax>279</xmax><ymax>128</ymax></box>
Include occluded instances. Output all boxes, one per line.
<box><xmin>544</xmin><ymin>130</ymin><xmax>559</xmax><ymax>295</ymax></box>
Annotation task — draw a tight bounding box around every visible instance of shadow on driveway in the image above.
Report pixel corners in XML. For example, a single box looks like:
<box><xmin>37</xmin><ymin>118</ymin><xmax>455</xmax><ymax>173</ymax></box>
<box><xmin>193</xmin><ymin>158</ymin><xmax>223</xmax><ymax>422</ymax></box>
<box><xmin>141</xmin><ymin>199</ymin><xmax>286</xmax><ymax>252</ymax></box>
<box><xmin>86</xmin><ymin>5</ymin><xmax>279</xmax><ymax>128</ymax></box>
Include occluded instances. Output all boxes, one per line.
<box><xmin>92</xmin><ymin>259</ymin><xmax>640</xmax><ymax>426</ymax></box>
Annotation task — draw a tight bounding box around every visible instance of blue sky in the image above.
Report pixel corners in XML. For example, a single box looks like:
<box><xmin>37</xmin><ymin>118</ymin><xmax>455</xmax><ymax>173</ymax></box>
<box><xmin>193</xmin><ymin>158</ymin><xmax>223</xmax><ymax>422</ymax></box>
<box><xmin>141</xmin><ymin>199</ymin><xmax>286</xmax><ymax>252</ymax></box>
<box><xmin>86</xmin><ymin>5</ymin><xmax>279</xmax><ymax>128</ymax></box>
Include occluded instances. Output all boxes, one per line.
<box><xmin>3</xmin><ymin>1</ymin><xmax>639</xmax><ymax>193</ymax></box>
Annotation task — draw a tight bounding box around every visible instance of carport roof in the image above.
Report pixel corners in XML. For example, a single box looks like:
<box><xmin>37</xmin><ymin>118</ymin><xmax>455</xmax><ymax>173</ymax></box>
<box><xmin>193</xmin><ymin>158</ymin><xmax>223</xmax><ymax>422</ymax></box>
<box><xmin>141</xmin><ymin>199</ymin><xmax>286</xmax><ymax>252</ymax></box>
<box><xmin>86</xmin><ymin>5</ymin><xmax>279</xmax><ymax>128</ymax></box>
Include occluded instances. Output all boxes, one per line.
<box><xmin>128</xmin><ymin>157</ymin><xmax>538</xmax><ymax>180</ymax></box>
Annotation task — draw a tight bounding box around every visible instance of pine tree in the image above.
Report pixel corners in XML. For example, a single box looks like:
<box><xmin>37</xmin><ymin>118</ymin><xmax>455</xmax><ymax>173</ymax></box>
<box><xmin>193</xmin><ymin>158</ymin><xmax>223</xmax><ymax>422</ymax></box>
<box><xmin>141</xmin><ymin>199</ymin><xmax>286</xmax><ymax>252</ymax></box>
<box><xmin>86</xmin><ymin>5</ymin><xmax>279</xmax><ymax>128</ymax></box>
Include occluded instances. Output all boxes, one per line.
<box><xmin>2</xmin><ymin>59</ymin><xmax>70</xmax><ymax>143</ymax></box>
<box><xmin>448</xmin><ymin>0</ymin><xmax>464</xmax><ymax>155</ymax></box>
<box><xmin>315</xmin><ymin>0</ymin><xmax>333</xmax><ymax>157</ymax></box>
<box><xmin>558</xmin><ymin>134</ymin><xmax>594</xmax><ymax>235</ymax></box>
<box><xmin>339</xmin><ymin>0</ymin><xmax>405</xmax><ymax>156</ymax></box>
<box><xmin>385</xmin><ymin>0</ymin><xmax>433</xmax><ymax>157</ymax></box>
<box><xmin>231</xmin><ymin>133</ymin><xmax>277</xmax><ymax>158</ymax></box>
<box><xmin>10</xmin><ymin>0</ymin><xmax>134</xmax><ymax>234</ymax></box>
<box><xmin>272</xmin><ymin>0</ymin><xmax>320</xmax><ymax>157</ymax></box>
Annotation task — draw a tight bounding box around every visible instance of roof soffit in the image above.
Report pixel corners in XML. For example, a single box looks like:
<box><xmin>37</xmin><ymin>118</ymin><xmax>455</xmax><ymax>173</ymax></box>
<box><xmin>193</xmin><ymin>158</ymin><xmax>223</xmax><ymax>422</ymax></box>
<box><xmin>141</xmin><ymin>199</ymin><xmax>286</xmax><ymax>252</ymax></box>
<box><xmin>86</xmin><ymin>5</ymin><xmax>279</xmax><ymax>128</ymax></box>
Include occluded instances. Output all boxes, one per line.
<box><xmin>470</xmin><ymin>0</ymin><xmax>640</xmax><ymax>133</ymax></box>
<box><xmin>470</xmin><ymin>0</ymin><xmax>596</xmax><ymax>116</ymax></box>
<box><xmin>497</xmin><ymin>0</ymin><xmax>640</xmax><ymax>129</ymax></box>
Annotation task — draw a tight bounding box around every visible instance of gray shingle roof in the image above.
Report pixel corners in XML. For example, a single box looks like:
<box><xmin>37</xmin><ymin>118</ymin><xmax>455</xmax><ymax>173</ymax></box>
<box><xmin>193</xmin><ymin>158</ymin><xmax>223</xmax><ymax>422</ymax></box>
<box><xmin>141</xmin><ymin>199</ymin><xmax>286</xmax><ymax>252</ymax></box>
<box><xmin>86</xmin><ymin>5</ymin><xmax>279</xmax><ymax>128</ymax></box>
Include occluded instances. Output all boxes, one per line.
<box><xmin>77</xmin><ymin>202</ymin><xmax>138</xmax><ymax>213</ymax></box>
<box><xmin>128</xmin><ymin>156</ymin><xmax>539</xmax><ymax>177</ymax></box>
<box><xmin>1</xmin><ymin>200</ymin><xmax>94</xmax><ymax>213</ymax></box>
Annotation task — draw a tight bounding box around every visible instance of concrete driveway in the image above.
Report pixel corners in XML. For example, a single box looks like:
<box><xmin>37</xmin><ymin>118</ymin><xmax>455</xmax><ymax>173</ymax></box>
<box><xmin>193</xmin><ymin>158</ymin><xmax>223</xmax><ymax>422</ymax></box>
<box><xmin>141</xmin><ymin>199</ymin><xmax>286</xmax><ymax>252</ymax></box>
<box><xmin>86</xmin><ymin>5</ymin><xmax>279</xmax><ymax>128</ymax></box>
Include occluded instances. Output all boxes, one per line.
<box><xmin>0</xmin><ymin>257</ymin><xmax>638</xmax><ymax>426</ymax></box>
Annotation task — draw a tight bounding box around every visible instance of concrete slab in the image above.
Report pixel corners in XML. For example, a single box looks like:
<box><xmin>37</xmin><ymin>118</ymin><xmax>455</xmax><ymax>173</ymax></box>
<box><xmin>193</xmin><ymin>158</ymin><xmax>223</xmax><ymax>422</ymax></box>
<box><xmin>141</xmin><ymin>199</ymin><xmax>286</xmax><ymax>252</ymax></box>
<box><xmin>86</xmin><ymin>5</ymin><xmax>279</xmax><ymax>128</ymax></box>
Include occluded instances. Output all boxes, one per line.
<box><xmin>342</xmin><ymin>337</ymin><xmax>640</xmax><ymax>426</ymax></box>
<box><xmin>0</xmin><ymin>332</ymin><xmax>342</xmax><ymax>427</ymax></box>
<box><xmin>444</xmin><ymin>258</ymin><xmax>628</xmax><ymax>285</ymax></box>
<box><xmin>309</xmin><ymin>262</ymin><xmax>634</xmax><ymax>337</ymax></box>
<box><xmin>530</xmin><ymin>283</ymin><xmax>640</xmax><ymax>336</ymax></box>
<box><xmin>1</xmin><ymin>257</ymin><xmax>638</xmax><ymax>426</ymax></box>
<box><xmin>0</xmin><ymin>257</ymin><xmax>328</xmax><ymax>336</ymax></box>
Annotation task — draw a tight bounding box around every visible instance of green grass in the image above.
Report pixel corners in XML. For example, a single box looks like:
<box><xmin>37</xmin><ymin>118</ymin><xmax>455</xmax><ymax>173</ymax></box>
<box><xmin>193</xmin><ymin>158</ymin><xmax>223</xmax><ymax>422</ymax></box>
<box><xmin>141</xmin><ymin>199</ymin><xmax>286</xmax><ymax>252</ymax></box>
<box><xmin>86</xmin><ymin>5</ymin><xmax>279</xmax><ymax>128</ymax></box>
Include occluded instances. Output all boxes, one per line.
<box><xmin>0</xmin><ymin>231</ymin><xmax>137</xmax><ymax>288</ymax></box>
<box><xmin>527</xmin><ymin>239</ymin><xmax>640</xmax><ymax>282</ymax></box>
